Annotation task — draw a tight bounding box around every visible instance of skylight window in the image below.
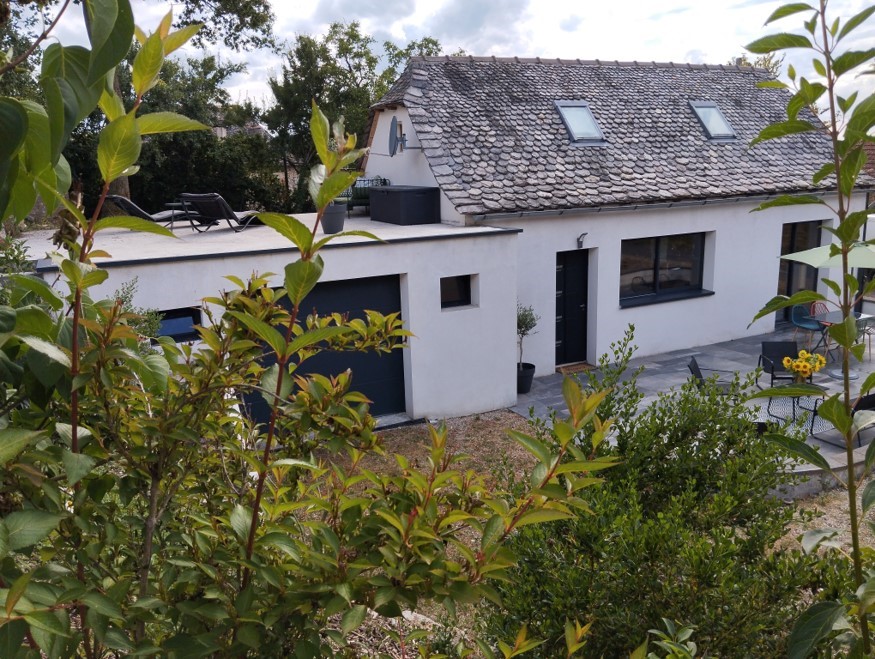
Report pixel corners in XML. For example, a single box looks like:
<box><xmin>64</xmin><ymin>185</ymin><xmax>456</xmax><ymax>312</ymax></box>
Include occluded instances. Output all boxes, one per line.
<box><xmin>690</xmin><ymin>101</ymin><xmax>736</xmax><ymax>140</ymax></box>
<box><xmin>555</xmin><ymin>101</ymin><xmax>605</xmax><ymax>144</ymax></box>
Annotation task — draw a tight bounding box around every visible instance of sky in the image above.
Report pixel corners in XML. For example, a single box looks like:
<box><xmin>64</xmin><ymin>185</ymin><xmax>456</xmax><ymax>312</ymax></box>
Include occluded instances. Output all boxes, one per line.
<box><xmin>47</xmin><ymin>0</ymin><xmax>875</xmax><ymax>108</ymax></box>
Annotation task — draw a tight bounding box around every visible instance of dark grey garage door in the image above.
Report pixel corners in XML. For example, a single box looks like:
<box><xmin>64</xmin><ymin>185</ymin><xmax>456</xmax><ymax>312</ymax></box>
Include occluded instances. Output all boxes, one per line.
<box><xmin>244</xmin><ymin>274</ymin><xmax>405</xmax><ymax>424</ymax></box>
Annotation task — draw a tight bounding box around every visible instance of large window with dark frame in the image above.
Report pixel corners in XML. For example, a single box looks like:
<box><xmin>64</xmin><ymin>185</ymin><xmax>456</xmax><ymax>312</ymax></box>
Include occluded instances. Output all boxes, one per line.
<box><xmin>620</xmin><ymin>232</ymin><xmax>708</xmax><ymax>305</ymax></box>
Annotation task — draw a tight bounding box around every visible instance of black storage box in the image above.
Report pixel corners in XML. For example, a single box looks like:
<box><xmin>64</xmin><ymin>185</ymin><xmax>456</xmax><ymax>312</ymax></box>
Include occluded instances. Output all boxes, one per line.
<box><xmin>370</xmin><ymin>186</ymin><xmax>440</xmax><ymax>225</ymax></box>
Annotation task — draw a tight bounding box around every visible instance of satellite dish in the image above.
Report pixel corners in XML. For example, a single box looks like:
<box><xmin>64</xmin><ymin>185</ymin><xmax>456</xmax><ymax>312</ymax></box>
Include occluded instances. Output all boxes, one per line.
<box><xmin>388</xmin><ymin>116</ymin><xmax>399</xmax><ymax>157</ymax></box>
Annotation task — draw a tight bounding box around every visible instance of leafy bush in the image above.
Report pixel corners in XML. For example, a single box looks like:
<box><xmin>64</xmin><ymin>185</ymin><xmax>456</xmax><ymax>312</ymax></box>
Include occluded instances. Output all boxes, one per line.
<box><xmin>483</xmin><ymin>330</ymin><xmax>846</xmax><ymax>656</ymax></box>
<box><xmin>0</xmin><ymin>7</ymin><xmax>618</xmax><ymax>654</ymax></box>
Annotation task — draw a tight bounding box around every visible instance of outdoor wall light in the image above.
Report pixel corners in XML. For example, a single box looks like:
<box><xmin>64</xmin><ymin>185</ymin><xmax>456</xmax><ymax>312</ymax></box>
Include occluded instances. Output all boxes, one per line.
<box><xmin>576</xmin><ymin>232</ymin><xmax>588</xmax><ymax>249</ymax></box>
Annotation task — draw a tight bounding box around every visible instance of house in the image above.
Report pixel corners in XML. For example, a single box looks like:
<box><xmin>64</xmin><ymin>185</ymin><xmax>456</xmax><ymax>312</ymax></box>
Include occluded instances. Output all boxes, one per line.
<box><xmin>364</xmin><ymin>56</ymin><xmax>873</xmax><ymax>376</ymax></box>
<box><xmin>25</xmin><ymin>57</ymin><xmax>873</xmax><ymax>423</ymax></box>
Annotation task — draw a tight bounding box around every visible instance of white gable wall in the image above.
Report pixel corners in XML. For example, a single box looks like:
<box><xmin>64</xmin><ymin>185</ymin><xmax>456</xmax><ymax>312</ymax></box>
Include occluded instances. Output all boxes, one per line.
<box><xmin>493</xmin><ymin>193</ymin><xmax>864</xmax><ymax>375</ymax></box>
<box><xmin>365</xmin><ymin>108</ymin><xmax>466</xmax><ymax>225</ymax></box>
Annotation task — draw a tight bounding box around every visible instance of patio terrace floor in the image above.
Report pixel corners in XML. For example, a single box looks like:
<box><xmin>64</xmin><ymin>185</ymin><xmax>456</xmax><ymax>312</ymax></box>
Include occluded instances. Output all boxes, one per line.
<box><xmin>514</xmin><ymin>326</ymin><xmax>875</xmax><ymax>496</ymax></box>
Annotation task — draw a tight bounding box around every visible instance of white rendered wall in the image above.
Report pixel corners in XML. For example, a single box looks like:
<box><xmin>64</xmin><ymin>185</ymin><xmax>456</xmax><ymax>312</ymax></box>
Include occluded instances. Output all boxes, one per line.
<box><xmin>365</xmin><ymin>108</ymin><xmax>466</xmax><ymax>225</ymax></box>
<box><xmin>47</xmin><ymin>232</ymin><xmax>518</xmax><ymax>420</ymax></box>
<box><xmin>497</xmin><ymin>193</ymin><xmax>867</xmax><ymax>375</ymax></box>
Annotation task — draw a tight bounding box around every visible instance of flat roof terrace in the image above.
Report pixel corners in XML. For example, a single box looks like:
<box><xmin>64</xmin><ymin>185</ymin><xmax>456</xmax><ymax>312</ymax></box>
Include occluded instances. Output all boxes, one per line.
<box><xmin>27</xmin><ymin>214</ymin><xmax>516</xmax><ymax>272</ymax></box>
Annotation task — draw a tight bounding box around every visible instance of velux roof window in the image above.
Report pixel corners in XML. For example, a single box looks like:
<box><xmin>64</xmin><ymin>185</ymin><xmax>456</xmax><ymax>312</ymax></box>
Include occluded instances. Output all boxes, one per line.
<box><xmin>690</xmin><ymin>101</ymin><xmax>736</xmax><ymax>140</ymax></box>
<box><xmin>555</xmin><ymin>101</ymin><xmax>605</xmax><ymax>145</ymax></box>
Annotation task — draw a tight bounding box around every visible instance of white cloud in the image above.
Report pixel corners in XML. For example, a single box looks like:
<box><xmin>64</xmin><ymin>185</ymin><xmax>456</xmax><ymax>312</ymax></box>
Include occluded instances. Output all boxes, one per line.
<box><xmin>34</xmin><ymin>0</ymin><xmax>875</xmax><ymax>106</ymax></box>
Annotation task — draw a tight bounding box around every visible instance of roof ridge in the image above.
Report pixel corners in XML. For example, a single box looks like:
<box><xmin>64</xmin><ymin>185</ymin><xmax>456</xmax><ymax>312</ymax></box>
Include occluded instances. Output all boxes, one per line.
<box><xmin>408</xmin><ymin>55</ymin><xmax>768</xmax><ymax>72</ymax></box>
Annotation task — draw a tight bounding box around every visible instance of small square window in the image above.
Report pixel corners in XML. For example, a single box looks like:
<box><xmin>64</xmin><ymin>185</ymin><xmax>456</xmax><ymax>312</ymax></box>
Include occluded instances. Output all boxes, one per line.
<box><xmin>157</xmin><ymin>307</ymin><xmax>201</xmax><ymax>342</ymax></box>
<box><xmin>555</xmin><ymin>101</ymin><xmax>605</xmax><ymax>144</ymax></box>
<box><xmin>440</xmin><ymin>275</ymin><xmax>472</xmax><ymax>309</ymax></box>
<box><xmin>690</xmin><ymin>101</ymin><xmax>736</xmax><ymax>140</ymax></box>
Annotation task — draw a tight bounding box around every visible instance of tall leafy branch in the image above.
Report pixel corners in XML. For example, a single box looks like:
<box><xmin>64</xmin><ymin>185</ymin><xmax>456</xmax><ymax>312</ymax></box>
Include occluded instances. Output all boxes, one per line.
<box><xmin>747</xmin><ymin>1</ymin><xmax>875</xmax><ymax>655</ymax></box>
<box><xmin>0</xmin><ymin>4</ymin><xmax>616</xmax><ymax>650</ymax></box>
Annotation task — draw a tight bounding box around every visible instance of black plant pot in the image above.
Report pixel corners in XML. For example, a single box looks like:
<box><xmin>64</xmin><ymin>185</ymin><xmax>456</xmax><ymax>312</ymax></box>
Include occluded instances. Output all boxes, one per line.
<box><xmin>321</xmin><ymin>203</ymin><xmax>346</xmax><ymax>234</ymax></box>
<box><xmin>517</xmin><ymin>362</ymin><xmax>536</xmax><ymax>394</ymax></box>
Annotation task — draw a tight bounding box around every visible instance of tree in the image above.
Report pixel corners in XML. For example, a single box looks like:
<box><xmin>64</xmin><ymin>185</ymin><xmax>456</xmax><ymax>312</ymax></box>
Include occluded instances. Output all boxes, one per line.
<box><xmin>747</xmin><ymin>2</ymin><xmax>875</xmax><ymax>656</ymax></box>
<box><xmin>376</xmin><ymin>36</ymin><xmax>442</xmax><ymax>99</ymax></box>
<box><xmin>0</xmin><ymin>5</ymin><xmax>41</xmax><ymax>99</ymax></box>
<box><xmin>0</xmin><ymin>4</ymin><xmax>616</xmax><ymax>654</ymax></box>
<box><xmin>266</xmin><ymin>23</ymin><xmax>449</xmax><ymax>212</ymax></box>
<box><xmin>170</xmin><ymin>0</ymin><xmax>275</xmax><ymax>51</ymax></box>
<box><xmin>727</xmin><ymin>52</ymin><xmax>784</xmax><ymax>77</ymax></box>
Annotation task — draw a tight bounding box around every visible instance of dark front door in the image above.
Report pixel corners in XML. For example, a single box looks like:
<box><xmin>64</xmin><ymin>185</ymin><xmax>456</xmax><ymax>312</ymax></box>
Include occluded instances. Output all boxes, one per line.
<box><xmin>244</xmin><ymin>275</ymin><xmax>405</xmax><ymax>425</ymax></box>
<box><xmin>777</xmin><ymin>220</ymin><xmax>820</xmax><ymax>323</ymax></box>
<box><xmin>556</xmin><ymin>249</ymin><xmax>588</xmax><ymax>365</ymax></box>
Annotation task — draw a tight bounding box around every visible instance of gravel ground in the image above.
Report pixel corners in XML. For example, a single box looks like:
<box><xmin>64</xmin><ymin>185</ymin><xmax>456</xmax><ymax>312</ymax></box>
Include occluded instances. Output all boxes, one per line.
<box><xmin>788</xmin><ymin>475</ymin><xmax>875</xmax><ymax>552</ymax></box>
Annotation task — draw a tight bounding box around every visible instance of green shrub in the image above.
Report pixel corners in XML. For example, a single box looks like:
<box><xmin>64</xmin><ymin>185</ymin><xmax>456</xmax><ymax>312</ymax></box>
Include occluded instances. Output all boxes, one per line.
<box><xmin>483</xmin><ymin>331</ymin><xmax>847</xmax><ymax>656</ymax></box>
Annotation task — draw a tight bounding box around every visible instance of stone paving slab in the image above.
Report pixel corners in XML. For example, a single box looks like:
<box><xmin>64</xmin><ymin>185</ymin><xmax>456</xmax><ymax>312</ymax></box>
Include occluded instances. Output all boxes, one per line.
<box><xmin>512</xmin><ymin>326</ymin><xmax>875</xmax><ymax>472</ymax></box>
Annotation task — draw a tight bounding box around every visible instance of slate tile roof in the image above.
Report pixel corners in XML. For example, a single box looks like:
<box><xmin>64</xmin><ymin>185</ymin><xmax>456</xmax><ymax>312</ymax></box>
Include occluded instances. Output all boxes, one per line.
<box><xmin>372</xmin><ymin>56</ymin><xmax>868</xmax><ymax>216</ymax></box>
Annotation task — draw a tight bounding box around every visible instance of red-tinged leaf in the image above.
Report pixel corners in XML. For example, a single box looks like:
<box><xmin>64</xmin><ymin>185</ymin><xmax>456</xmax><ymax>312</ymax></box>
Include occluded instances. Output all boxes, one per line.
<box><xmin>481</xmin><ymin>514</ymin><xmax>505</xmax><ymax>550</ymax></box>
<box><xmin>6</xmin><ymin>572</ymin><xmax>30</xmax><ymax>616</ymax></box>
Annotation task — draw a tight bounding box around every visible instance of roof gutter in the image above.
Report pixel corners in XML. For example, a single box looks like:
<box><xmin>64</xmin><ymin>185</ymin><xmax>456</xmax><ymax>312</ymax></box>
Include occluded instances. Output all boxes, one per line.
<box><xmin>467</xmin><ymin>188</ymin><xmax>873</xmax><ymax>222</ymax></box>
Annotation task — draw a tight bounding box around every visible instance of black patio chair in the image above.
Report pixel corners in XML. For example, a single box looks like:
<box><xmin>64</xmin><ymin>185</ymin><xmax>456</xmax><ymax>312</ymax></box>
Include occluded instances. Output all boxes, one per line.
<box><xmin>757</xmin><ymin>341</ymin><xmax>801</xmax><ymax>389</ymax></box>
<box><xmin>178</xmin><ymin>193</ymin><xmax>261</xmax><ymax>232</ymax></box>
<box><xmin>758</xmin><ymin>340</ymin><xmax>812</xmax><ymax>420</ymax></box>
<box><xmin>810</xmin><ymin>393</ymin><xmax>875</xmax><ymax>447</ymax></box>
<box><xmin>104</xmin><ymin>195</ymin><xmax>182</xmax><ymax>227</ymax></box>
<box><xmin>687</xmin><ymin>357</ymin><xmax>734</xmax><ymax>395</ymax></box>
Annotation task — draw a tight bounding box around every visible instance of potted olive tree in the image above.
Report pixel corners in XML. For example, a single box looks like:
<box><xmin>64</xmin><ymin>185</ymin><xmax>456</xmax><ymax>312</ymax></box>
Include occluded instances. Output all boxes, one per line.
<box><xmin>517</xmin><ymin>303</ymin><xmax>540</xmax><ymax>394</ymax></box>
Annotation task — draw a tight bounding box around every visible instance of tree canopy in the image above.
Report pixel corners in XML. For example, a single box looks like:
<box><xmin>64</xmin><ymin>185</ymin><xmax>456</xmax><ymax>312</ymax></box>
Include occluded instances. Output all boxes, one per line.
<box><xmin>265</xmin><ymin>22</ymin><xmax>448</xmax><ymax>211</ymax></box>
